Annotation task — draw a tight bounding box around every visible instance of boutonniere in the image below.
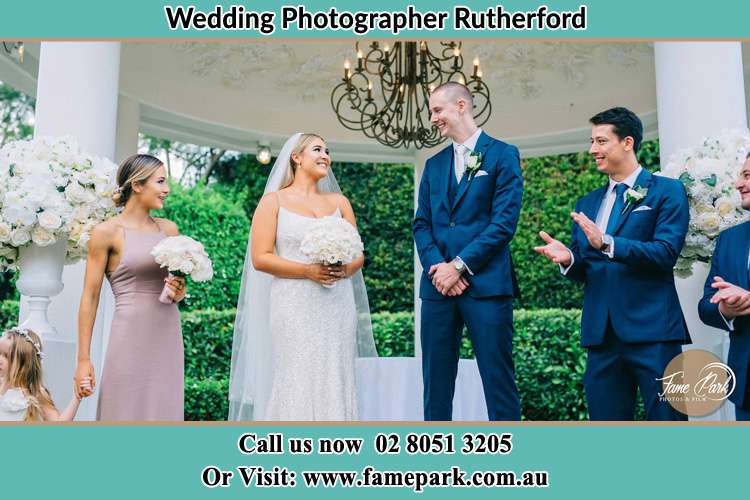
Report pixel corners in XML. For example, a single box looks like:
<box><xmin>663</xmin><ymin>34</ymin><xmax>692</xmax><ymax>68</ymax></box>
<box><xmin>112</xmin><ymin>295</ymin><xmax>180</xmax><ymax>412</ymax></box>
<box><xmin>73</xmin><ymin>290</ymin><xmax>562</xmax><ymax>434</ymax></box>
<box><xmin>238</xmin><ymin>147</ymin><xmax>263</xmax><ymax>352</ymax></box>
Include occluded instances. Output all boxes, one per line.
<box><xmin>465</xmin><ymin>151</ymin><xmax>483</xmax><ymax>180</ymax></box>
<box><xmin>622</xmin><ymin>186</ymin><xmax>648</xmax><ymax>213</ymax></box>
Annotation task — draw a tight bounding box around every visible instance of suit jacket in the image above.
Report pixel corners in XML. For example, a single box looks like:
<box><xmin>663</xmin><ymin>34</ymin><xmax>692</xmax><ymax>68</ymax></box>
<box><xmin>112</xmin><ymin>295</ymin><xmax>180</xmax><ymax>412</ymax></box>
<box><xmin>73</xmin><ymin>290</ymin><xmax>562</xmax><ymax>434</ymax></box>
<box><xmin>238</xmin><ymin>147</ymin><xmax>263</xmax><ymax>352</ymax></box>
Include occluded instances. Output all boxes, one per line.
<box><xmin>698</xmin><ymin>220</ymin><xmax>750</xmax><ymax>408</ymax></box>
<box><xmin>564</xmin><ymin>168</ymin><xmax>690</xmax><ymax>347</ymax></box>
<box><xmin>413</xmin><ymin>132</ymin><xmax>523</xmax><ymax>300</ymax></box>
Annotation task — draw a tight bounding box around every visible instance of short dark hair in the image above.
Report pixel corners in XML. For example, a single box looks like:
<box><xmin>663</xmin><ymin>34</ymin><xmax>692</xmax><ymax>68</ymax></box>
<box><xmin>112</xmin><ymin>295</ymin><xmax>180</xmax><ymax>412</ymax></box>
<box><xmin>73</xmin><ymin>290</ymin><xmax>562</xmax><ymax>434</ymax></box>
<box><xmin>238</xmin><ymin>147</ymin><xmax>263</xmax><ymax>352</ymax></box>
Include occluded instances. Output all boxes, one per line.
<box><xmin>589</xmin><ymin>107</ymin><xmax>643</xmax><ymax>153</ymax></box>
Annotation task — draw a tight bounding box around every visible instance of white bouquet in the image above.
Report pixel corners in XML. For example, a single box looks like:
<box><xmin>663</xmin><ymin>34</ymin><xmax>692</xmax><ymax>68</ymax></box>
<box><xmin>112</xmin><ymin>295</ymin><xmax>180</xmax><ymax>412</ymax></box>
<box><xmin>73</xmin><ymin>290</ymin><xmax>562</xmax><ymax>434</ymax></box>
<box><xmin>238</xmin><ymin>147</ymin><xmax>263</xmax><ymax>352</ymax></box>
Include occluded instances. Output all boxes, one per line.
<box><xmin>150</xmin><ymin>235</ymin><xmax>213</xmax><ymax>303</ymax></box>
<box><xmin>300</xmin><ymin>216</ymin><xmax>364</xmax><ymax>279</ymax></box>
<box><xmin>657</xmin><ymin>128</ymin><xmax>750</xmax><ymax>277</ymax></box>
<box><xmin>0</xmin><ymin>136</ymin><xmax>118</xmax><ymax>269</ymax></box>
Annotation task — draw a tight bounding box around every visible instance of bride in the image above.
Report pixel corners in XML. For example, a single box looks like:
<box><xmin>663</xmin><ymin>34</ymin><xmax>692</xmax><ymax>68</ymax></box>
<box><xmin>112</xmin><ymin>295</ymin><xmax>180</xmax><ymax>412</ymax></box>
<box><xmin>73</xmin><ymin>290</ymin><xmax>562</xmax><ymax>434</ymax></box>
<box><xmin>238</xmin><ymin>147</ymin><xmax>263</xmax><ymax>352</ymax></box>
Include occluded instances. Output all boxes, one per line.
<box><xmin>228</xmin><ymin>133</ymin><xmax>377</xmax><ymax>421</ymax></box>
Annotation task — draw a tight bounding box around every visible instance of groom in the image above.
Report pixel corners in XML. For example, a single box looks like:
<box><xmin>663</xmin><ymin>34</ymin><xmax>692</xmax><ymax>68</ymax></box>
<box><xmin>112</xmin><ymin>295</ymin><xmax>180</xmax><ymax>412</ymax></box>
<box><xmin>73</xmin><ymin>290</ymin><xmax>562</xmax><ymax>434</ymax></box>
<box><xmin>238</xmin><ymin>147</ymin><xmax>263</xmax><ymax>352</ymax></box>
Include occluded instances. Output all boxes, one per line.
<box><xmin>413</xmin><ymin>82</ymin><xmax>523</xmax><ymax>421</ymax></box>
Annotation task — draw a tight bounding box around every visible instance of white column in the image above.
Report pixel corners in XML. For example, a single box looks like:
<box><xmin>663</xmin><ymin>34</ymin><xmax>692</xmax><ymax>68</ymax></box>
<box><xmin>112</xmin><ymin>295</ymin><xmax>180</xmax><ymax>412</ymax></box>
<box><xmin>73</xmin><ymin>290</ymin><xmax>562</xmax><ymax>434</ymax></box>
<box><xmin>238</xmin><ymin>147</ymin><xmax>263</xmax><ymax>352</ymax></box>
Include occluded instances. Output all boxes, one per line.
<box><xmin>654</xmin><ymin>42</ymin><xmax>747</xmax><ymax>420</ymax></box>
<box><xmin>413</xmin><ymin>147</ymin><xmax>440</xmax><ymax>358</ymax></box>
<box><xmin>22</xmin><ymin>42</ymin><xmax>121</xmax><ymax>420</ymax></box>
<box><xmin>115</xmin><ymin>94</ymin><xmax>141</xmax><ymax>162</ymax></box>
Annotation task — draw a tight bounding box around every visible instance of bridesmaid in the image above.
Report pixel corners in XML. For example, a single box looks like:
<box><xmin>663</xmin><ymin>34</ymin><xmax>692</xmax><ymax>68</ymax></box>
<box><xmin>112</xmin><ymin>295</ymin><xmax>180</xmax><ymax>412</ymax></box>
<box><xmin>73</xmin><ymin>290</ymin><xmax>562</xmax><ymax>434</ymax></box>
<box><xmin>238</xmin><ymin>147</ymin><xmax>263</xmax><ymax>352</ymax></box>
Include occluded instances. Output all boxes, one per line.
<box><xmin>74</xmin><ymin>154</ymin><xmax>187</xmax><ymax>421</ymax></box>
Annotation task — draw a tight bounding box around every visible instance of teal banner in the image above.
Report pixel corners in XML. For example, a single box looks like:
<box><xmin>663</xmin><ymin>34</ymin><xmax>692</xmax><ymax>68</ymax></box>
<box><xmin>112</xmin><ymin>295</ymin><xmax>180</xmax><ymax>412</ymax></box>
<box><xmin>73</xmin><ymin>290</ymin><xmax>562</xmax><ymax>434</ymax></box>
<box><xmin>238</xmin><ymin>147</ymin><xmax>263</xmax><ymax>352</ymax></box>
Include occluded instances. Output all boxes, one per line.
<box><xmin>1</xmin><ymin>423</ymin><xmax>747</xmax><ymax>498</ymax></box>
<box><xmin>0</xmin><ymin>0</ymin><xmax>748</xmax><ymax>39</ymax></box>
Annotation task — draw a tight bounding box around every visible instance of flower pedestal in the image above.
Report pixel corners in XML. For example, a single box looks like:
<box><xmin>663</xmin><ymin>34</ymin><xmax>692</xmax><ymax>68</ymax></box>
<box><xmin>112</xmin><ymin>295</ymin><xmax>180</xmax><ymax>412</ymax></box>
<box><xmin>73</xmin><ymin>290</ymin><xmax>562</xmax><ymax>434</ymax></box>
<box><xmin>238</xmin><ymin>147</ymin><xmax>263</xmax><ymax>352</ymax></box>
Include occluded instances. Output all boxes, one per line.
<box><xmin>675</xmin><ymin>261</ymin><xmax>734</xmax><ymax>421</ymax></box>
<box><xmin>16</xmin><ymin>238</ymin><xmax>67</xmax><ymax>338</ymax></box>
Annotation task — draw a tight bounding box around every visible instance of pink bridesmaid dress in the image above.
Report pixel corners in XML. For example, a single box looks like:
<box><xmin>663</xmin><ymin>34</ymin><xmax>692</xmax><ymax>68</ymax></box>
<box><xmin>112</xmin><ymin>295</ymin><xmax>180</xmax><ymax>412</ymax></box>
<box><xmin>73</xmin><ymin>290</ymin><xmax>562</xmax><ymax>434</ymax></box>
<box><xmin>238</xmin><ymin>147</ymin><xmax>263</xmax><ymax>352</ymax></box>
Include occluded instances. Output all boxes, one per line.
<box><xmin>97</xmin><ymin>227</ymin><xmax>183</xmax><ymax>421</ymax></box>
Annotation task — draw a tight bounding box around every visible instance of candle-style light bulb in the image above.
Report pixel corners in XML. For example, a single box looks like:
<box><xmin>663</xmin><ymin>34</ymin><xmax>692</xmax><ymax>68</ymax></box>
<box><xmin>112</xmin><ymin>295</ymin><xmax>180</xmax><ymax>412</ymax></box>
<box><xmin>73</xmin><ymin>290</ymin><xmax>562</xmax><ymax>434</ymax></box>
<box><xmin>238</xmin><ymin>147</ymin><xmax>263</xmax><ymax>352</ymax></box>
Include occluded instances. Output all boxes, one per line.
<box><xmin>453</xmin><ymin>47</ymin><xmax>460</xmax><ymax>58</ymax></box>
<box><xmin>344</xmin><ymin>59</ymin><xmax>351</xmax><ymax>79</ymax></box>
<box><xmin>458</xmin><ymin>75</ymin><xmax>465</xmax><ymax>85</ymax></box>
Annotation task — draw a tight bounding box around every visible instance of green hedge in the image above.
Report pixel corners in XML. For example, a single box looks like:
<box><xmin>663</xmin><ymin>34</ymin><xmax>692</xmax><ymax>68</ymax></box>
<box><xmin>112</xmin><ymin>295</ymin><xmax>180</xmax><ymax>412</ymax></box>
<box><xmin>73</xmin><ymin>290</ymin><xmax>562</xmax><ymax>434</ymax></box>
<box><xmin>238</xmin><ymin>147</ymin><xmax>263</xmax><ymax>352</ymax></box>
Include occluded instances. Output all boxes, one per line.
<box><xmin>180</xmin><ymin>307</ymin><xmax>591</xmax><ymax>421</ymax></box>
<box><xmin>185</xmin><ymin>377</ymin><xmax>228</xmax><ymax>421</ymax></box>
<box><xmin>155</xmin><ymin>184</ymin><xmax>250</xmax><ymax>311</ymax></box>
<box><xmin>0</xmin><ymin>299</ymin><xmax>18</xmax><ymax>329</ymax></box>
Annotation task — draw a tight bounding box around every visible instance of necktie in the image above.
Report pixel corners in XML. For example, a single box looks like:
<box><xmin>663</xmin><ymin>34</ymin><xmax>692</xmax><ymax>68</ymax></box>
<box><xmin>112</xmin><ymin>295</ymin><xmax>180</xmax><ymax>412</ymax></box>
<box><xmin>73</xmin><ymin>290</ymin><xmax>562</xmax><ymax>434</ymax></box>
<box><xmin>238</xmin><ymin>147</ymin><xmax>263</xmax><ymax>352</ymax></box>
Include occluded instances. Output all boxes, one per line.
<box><xmin>455</xmin><ymin>144</ymin><xmax>467</xmax><ymax>183</ymax></box>
<box><xmin>606</xmin><ymin>183</ymin><xmax>629</xmax><ymax>234</ymax></box>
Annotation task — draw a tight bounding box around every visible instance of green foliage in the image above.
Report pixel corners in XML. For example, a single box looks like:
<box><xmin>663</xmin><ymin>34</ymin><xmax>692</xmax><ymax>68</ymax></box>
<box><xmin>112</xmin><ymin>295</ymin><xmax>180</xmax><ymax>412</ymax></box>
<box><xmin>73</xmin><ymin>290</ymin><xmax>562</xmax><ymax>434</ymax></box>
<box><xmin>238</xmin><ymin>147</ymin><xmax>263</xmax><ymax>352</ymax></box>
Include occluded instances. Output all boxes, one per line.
<box><xmin>185</xmin><ymin>377</ymin><xmax>229</xmax><ymax>421</ymax></box>
<box><xmin>155</xmin><ymin>184</ymin><xmax>250</xmax><ymax>311</ymax></box>
<box><xmin>0</xmin><ymin>299</ymin><xmax>19</xmax><ymax>329</ymax></box>
<box><xmin>180</xmin><ymin>307</ymin><xmax>597</xmax><ymax>420</ymax></box>
<box><xmin>334</xmin><ymin>162</ymin><xmax>415</xmax><ymax>313</ymax></box>
<box><xmin>511</xmin><ymin>140</ymin><xmax>661</xmax><ymax>309</ymax></box>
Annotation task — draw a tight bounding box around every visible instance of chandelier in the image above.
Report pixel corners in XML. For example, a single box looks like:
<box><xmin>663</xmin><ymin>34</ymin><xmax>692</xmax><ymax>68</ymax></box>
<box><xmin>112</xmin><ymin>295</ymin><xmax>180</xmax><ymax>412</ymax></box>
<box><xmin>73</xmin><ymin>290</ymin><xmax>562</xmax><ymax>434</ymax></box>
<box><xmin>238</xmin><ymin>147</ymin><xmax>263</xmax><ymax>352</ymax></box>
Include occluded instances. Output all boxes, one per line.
<box><xmin>330</xmin><ymin>41</ymin><xmax>491</xmax><ymax>150</ymax></box>
<box><xmin>2</xmin><ymin>42</ymin><xmax>24</xmax><ymax>63</ymax></box>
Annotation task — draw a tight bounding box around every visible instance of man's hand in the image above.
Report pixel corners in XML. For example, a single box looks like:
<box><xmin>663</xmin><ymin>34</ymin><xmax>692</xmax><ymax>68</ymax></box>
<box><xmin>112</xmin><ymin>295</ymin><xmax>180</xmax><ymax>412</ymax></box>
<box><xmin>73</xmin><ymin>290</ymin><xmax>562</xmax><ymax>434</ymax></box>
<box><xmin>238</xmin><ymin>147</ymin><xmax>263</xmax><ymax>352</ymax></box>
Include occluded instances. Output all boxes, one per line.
<box><xmin>534</xmin><ymin>231</ymin><xmax>572</xmax><ymax>266</ymax></box>
<box><xmin>571</xmin><ymin>212</ymin><xmax>604</xmax><ymax>250</ymax></box>
<box><xmin>711</xmin><ymin>276</ymin><xmax>750</xmax><ymax>319</ymax></box>
<box><xmin>429</xmin><ymin>262</ymin><xmax>462</xmax><ymax>295</ymax></box>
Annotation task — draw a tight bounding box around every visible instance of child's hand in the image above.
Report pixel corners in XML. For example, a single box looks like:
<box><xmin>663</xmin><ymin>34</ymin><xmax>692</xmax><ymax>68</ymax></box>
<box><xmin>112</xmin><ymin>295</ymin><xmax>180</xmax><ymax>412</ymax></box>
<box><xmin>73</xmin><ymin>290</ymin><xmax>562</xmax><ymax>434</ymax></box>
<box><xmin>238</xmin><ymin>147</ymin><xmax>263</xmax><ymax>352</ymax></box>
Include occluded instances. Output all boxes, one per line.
<box><xmin>78</xmin><ymin>376</ymin><xmax>93</xmax><ymax>399</ymax></box>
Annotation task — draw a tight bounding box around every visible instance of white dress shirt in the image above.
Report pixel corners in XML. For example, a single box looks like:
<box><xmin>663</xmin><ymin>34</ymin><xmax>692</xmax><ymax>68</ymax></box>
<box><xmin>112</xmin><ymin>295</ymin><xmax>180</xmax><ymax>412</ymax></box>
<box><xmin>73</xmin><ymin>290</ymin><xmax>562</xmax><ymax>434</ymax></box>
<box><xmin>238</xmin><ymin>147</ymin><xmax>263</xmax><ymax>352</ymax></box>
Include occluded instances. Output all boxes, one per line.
<box><xmin>453</xmin><ymin>128</ymin><xmax>483</xmax><ymax>183</ymax></box>
<box><xmin>450</xmin><ymin>128</ymin><xmax>483</xmax><ymax>275</ymax></box>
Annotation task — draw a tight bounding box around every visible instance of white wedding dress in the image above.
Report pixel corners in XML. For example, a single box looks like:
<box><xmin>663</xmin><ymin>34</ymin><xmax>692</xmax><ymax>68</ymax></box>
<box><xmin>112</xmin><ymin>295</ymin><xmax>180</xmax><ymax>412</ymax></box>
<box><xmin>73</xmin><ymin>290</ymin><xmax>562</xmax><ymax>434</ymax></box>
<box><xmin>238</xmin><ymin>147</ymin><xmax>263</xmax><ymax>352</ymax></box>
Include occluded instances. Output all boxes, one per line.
<box><xmin>263</xmin><ymin>206</ymin><xmax>358</xmax><ymax>420</ymax></box>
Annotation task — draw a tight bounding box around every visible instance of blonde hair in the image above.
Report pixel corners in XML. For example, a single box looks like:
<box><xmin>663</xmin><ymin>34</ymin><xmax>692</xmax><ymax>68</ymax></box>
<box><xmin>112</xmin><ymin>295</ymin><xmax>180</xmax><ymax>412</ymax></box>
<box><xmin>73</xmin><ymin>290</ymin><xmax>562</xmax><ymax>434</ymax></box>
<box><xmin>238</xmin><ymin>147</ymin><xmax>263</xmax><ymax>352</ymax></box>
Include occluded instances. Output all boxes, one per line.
<box><xmin>3</xmin><ymin>329</ymin><xmax>55</xmax><ymax>421</ymax></box>
<box><xmin>280</xmin><ymin>133</ymin><xmax>326</xmax><ymax>189</ymax></box>
<box><xmin>113</xmin><ymin>154</ymin><xmax>165</xmax><ymax>207</ymax></box>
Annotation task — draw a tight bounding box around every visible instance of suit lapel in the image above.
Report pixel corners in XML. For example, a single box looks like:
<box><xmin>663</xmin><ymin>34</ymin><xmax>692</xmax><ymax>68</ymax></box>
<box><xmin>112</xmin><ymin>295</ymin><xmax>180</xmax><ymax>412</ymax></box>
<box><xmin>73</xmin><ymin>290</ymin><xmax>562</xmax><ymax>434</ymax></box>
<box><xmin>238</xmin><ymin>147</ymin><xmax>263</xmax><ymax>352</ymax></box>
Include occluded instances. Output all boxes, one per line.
<box><xmin>584</xmin><ymin>185</ymin><xmax>608</xmax><ymax>223</ymax></box>
<box><xmin>611</xmin><ymin>168</ymin><xmax>653</xmax><ymax>235</ymax></box>
<box><xmin>740</xmin><ymin>222</ymin><xmax>750</xmax><ymax>290</ymax></box>
<box><xmin>451</xmin><ymin>131</ymin><xmax>492</xmax><ymax>212</ymax></box>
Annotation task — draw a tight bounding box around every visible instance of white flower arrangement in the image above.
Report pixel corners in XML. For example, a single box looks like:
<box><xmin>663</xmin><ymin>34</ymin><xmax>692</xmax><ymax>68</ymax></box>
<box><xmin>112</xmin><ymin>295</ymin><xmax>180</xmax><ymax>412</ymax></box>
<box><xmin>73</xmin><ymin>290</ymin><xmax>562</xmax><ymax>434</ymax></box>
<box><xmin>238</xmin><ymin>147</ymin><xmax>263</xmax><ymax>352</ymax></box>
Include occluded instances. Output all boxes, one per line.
<box><xmin>657</xmin><ymin>128</ymin><xmax>750</xmax><ymax>277</ymax></box>
<box><xmin>299</xmin><ymin>216</ymin><xmax>364</xmax><ymax>265</ymax></box>
<box><xmin>150</xmin><ymin>235</ymin><xmax>214</xmax><ymax>282</ymax></box>
<box><xmin>0</xmin><ymin>136</ymin><xmax>118</xmax><ymax>270</ymax></box>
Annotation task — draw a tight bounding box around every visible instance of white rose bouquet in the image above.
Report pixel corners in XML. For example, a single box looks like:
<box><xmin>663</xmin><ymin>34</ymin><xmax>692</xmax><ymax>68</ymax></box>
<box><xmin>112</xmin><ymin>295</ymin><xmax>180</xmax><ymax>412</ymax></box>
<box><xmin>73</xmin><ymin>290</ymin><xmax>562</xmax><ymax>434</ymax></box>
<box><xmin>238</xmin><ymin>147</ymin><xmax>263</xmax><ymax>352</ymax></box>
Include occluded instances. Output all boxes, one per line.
<box><xmin>0</xmin><ymin>136</ymin><xmax>118</xmax><ymax>270</ymax></box>
<box><xmin>300</xmin><ymin>216</ymin><xmax>364</xmax><ymax>286</ymax></box>
<box><xmin>150</xmin><ymin>235</ymin><xmax>214</xmax><ymax>303</ymax></box>
<box><xmin>657</xmin><ymin>128</ymin><xmax>750</xmax><ymax>277</ymax></box>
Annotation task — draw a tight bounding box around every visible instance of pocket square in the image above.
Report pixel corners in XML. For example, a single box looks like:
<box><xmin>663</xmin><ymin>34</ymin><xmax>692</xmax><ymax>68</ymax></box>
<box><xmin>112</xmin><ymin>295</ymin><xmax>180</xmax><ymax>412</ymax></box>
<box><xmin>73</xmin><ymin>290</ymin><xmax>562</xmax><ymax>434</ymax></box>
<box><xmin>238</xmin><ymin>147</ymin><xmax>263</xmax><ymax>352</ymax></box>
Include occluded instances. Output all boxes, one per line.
<box><xmin>474</xmin><ymin>170</ymin><xmax>489</xmax><ymax>177</ymax></box>
<box><xmin>633</xmin><ymin>205</ymin><xmax>652</xmax><ymax>212</ymax></box>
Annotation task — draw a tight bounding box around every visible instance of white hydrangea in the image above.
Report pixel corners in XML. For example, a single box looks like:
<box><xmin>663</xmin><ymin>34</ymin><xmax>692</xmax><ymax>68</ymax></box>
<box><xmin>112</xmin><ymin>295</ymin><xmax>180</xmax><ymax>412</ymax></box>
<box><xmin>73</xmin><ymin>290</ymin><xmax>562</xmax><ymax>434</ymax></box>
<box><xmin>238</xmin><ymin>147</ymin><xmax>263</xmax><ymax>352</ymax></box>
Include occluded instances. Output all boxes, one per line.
<box><xmin>299</xmin><ymin>216</ymin><xmax>364</xmax><ymax>265</ymax></box>
<box><xmin>657</xmin><ymin>128</ymin><xmax>750</xmax><ymax>277</ymax></box>
<box><xmin>0</xmin><ymin>136</ymin><xmax>118</xmax><ymax>270</ymax></box>
<box><xmin>150</xmin><ymin>235</ymin><xmax>214</xmax><ymax>283</ymax></box>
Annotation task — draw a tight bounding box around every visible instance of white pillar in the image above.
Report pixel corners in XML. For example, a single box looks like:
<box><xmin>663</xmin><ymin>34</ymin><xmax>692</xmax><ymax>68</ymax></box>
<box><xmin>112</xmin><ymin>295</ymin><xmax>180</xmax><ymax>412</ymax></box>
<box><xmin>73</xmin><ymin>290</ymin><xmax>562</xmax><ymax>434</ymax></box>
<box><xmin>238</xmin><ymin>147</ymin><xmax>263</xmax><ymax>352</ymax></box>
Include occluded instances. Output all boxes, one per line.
<box><xmin>22</xmin><ymin>42</ymin><xmax>121</xmax><ymax>419</ymax></box>
<box><xmin>115</xmin><ymin>94</ymin><xmax>141</xmax><ymax>162</ymax></box>
<box><xmin>654</xmin><ymin>42</ymin><xmax>747</xmax><ymax>420</ymax></box>
<box><xmin>413</xmin><ymin>147</ymin><xmax>440</xmax><ymax>358</ymax></box>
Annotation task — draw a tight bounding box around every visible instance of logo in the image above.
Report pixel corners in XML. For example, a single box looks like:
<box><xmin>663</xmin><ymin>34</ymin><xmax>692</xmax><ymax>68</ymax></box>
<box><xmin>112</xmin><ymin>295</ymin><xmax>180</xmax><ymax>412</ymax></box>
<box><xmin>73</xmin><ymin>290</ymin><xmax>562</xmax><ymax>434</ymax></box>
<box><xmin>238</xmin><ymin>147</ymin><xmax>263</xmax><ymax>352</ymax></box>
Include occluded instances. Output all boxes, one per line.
<box><xmin>657</xmin><ymin>350</ymin><xmax>735</xmax><ymax>417</ymax></box>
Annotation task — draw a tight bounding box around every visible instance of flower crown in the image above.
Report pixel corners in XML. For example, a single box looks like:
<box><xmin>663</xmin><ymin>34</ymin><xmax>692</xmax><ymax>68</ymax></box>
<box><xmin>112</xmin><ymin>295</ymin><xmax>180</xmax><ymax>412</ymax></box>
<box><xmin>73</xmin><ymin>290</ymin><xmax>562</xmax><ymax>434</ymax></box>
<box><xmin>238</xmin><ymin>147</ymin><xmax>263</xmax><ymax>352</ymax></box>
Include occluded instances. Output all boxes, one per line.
<box><xmin>7</xmin><ymin>327</ymin><xmax>44</xmax><ymax>359</ymax></box>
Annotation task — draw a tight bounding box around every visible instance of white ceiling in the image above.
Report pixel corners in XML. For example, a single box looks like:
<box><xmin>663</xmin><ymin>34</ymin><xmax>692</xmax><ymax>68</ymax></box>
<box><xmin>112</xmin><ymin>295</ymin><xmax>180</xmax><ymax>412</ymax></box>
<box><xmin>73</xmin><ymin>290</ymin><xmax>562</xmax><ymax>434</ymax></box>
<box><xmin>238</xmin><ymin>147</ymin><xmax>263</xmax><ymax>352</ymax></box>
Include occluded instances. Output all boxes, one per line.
<box><xmin>3</xmin><ymin>41</ymin><xmax>750</xmax><ymax>159</ymax></box>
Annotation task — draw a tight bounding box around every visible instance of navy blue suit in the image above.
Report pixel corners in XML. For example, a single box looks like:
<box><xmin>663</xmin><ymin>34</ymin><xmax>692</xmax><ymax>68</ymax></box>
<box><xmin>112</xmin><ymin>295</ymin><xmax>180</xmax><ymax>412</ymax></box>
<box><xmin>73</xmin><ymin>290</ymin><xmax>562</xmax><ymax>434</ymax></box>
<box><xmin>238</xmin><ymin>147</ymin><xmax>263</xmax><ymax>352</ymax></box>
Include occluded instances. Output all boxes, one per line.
<box><xmin>413</xmin><ymin>132</ymin><xmax>523</xmax><ymax>421</ymax></box>
<box><xmin>698</xmin><ymin>220</ymin><xmax>750</xmax><ymax>418</ymax></box>
<box><xmin>565</xmin><ymin>168</ymin><xmax>690</xmax><ymax>420</ymax></box>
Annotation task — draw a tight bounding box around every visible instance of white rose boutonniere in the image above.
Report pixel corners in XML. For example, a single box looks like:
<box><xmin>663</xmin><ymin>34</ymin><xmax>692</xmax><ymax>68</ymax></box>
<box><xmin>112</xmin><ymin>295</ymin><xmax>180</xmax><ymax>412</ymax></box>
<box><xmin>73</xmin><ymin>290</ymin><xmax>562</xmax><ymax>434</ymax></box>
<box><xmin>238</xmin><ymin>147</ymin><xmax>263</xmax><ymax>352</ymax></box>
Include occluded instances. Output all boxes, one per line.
<box><xmin>623</xmin><ymin>186</ymin><xmax>648</xmax><ymax>213</ymax></box>
<box><xmin>465</xmin><ymin>151</ymin><xmax>483</xmax><ymax>180</ymax></box>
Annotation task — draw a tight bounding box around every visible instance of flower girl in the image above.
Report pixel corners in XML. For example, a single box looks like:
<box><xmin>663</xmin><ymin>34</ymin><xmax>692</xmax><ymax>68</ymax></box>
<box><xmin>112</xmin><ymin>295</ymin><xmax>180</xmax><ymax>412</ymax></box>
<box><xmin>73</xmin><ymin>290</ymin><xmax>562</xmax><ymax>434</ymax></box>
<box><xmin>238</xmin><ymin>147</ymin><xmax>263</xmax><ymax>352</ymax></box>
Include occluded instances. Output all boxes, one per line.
<box><xmin>0</xmin><ymin>327</ymin><xmax>91</xmax><ymax>421</ymax></box>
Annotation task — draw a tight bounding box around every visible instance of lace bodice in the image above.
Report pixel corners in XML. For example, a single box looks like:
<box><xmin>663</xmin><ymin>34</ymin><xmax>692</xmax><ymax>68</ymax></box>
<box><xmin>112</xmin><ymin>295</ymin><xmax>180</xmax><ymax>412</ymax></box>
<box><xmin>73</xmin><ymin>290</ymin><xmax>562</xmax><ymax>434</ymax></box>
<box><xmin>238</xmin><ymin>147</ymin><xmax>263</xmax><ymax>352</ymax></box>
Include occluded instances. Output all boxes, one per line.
<box><xmin>275</xmin><ymin>206</ymin><xmax>341</xmax><ymax>263</ymax></box>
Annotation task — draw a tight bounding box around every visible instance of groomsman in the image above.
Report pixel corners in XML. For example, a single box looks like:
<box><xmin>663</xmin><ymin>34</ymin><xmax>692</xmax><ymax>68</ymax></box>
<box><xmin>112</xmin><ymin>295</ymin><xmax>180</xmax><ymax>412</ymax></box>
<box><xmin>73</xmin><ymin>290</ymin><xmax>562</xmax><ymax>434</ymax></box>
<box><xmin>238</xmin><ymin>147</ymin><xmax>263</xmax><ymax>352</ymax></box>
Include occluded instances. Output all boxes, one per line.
<box><xmin>698</xmin><ymin>154</ymin><xmax>750</xmax><ymax>420</ymax></box>
<box><xmin>535</xmin><ymin>107</ymin><xmax>690</xmax><ymax>420</ymax></box>
<box><xmin>413</xmin><ymin>82</ymin><xmax>523</xmax><ymax>421</ymax></box>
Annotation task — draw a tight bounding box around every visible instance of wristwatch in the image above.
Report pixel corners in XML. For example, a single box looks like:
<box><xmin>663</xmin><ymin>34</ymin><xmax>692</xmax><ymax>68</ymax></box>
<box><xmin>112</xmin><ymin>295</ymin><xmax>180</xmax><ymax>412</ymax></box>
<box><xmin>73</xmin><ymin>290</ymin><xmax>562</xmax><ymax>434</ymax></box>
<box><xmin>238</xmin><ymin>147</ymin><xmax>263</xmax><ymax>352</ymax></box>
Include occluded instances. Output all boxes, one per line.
<box><xmin>600</xmin><ymin>234</ymin><xmax>613</xmax><ymax>253</ymax></box>
<box><xmin>453</xmin><ymin>258</ymin><xmax>465</xmax><ymax>274</ymax></box>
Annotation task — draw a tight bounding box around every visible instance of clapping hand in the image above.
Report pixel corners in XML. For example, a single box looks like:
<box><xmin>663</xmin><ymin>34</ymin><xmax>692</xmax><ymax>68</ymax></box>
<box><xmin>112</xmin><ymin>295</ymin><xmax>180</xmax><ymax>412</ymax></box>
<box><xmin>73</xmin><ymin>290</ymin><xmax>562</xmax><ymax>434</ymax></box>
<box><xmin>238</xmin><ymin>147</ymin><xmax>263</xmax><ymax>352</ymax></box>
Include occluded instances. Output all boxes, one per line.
<box><xmin>534</xmin><ymin>231</ymin><xmax>573</xmax><ymax>266</ymax></box>
<box><xmin>710</xmin><ymin>276</ymin><xmax>750</xmax><ymax>318</ymax></box>
<box><xmin>571</xmin><ymin>212</ymin><xmax>604</xmax><ymax>250</ymax></box>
